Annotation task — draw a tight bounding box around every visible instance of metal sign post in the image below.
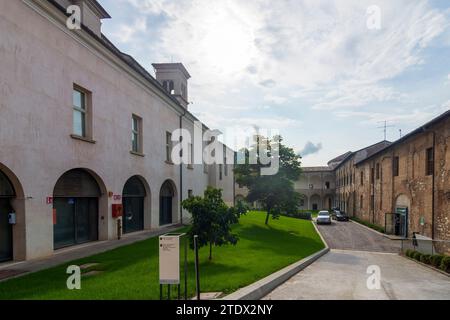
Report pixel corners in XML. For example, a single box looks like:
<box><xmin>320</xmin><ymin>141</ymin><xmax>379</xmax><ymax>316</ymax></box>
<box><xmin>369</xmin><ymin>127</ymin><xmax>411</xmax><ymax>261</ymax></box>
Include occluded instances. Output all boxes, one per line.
<box><xmin>159</xmin><ymin>233</ymin><xmax>187</xmax><ymax>300</ymax></box>
<box><xmin>194</xmin><ymin>235</ymin><xmax>201</xmax><ymax>300</ymax></box>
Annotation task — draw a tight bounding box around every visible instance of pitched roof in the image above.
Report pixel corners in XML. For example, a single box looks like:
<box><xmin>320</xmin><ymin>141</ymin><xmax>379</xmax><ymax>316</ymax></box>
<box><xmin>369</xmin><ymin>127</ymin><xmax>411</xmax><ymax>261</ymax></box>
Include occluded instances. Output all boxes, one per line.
<box><xmin>355</xmin><ymin>109</ymin><xmax>450</xmax><ymax>165</ymax></box>
<box><xmin>302</xmin><ymin>166</ymin><xmax>333</xmax><ymax>172</ymax></box>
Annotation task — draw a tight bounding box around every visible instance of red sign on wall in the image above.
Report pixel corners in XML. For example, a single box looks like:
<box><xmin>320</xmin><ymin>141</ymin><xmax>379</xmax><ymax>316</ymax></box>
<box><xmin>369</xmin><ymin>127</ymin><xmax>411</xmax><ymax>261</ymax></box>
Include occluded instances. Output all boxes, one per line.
<box><xmin>46</xmin><ymin>197</ymin><xmax>53</xmax><ymax>205</ymax></box>
<box><xmin>113</xmin><ymin>195</ymin><xmax>122</xmax><ymax>201</ymax></box>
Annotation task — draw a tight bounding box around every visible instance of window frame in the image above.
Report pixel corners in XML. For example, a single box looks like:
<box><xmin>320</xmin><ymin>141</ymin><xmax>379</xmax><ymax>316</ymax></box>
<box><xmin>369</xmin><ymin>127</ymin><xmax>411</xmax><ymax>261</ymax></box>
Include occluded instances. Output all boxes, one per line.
<box><xmin>72</xmin><ymin>85</ymin><xmax>92</xmax><ymax>140</ymax></box>
<box><xmin>131</xmin><ymin>114</ymin><xmax>143</xmax><ymax>154</ymax></box>
<box><xmin>426</xmin><ymin>148</ymin><xmax>434</xmax><ymax>176</ymax></box>
<box><xmin>393</xmin><ymin>156</ymin><xmax>400</xmax><ymax>177</ymax></box>
<box><xmin>166</xmin><ymin>132</ymin><xmax>173</xmax><ymax>163</ymax></box>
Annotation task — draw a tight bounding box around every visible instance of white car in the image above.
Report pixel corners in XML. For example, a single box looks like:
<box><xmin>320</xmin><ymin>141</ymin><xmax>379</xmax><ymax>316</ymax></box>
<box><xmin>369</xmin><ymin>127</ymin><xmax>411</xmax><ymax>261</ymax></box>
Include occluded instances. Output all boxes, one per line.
<box><xmin>316</xmin><ymin>211</ymin><xmax>332</xmax><ymax>225</ymax></box>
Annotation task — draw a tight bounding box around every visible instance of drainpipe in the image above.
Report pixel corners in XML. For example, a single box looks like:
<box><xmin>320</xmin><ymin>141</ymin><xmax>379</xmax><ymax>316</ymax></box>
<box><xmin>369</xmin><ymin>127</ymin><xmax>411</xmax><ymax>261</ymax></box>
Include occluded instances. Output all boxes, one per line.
<box><xmin>179</xmin><ymin>109</ymin><xmax>187</xmax><ymax>225</ymax></box>
<box><xmin>372</xmin><ymin>160</ymin><xmax>375</xmax><ymax>224</ymax></box>
<box><xmin>431</xmin><ymin>131</ymin><xmax>436</xmax><ymax>239</ymax></box>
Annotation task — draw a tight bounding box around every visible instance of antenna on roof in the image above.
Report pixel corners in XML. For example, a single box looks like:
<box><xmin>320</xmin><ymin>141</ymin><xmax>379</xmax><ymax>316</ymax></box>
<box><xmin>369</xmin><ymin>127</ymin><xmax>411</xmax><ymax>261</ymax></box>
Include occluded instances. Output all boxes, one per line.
<box><xmin>377</xmin><ymin>120</ymin><xmax>395</xmax><ymax>141</ymax></box>
<box><xmin>399</xmin><ymin>129</ymin><xmax>402</xmax><ymax>139</ymax></box>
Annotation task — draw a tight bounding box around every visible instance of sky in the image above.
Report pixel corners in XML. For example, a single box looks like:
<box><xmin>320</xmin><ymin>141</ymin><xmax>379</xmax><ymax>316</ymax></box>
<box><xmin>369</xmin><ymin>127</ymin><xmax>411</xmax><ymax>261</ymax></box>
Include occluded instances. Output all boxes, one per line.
<box><xmin>98</xmin><ymin>0</ymin><xmax>450</xmax><ymax>166</ymax></box>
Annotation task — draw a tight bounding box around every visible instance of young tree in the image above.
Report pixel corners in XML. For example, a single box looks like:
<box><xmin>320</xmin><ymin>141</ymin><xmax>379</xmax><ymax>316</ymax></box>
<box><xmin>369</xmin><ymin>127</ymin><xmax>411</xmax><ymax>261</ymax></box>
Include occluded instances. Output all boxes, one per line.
<box><xmin>234</xmin><ymin>135</ymin><xmax>302</xmax><ymax>225</ymax></box>
<box><xmin>182</xmin><ymin>187</ymin><xmax>246</xmax><ymax>260</ymax></box>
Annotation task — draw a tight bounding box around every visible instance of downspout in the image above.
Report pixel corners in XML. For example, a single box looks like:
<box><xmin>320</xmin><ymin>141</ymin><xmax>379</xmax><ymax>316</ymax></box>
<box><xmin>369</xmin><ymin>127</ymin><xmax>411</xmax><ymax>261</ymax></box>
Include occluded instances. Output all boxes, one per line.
<box><xmin>431</xmin><ymin>131</ymin><xmax>436</xmax><ymax>239</ymax></box>
<box><xmin>179</xmin><ymin>109</ymin><xmax>187</xmax><ymax>225</ymax></box>
<box><xmin>372</xmin><ymin>160</ymin><xmax>375</xmax><ymax>224</ymax></box>
<box><xmin>233</xmin><ymin>151</ymin><xmax>237</xmax><ymax>207</ymax></box>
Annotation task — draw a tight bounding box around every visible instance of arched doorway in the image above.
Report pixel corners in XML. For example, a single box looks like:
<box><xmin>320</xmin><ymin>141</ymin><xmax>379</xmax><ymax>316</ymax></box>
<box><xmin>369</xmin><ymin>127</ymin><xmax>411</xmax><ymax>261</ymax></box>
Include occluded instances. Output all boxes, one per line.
<box><xmin>53</xmin><ymin>169</ymin><xmax>101</xmax><ymax>249</ymax></box>
<box><xmin>122</xmin><ymin>176</ymin><xmax>147</xmax><ymax>234</ymax></box>
<box><xmin>310</xmin><ymin>194</ymin><xmax>321</xmax><ymax>211</ymax></box>
<box><xmin>395</xmin><ymin>194</ymin><xmax>410</xmax><ymax>237</ymax></box>
<box><xmin>160</xmin><ymin>180</ymin><xmax>175</xmax><ymax>226</ymax></box>
<box><xmin>0</xmin><ymin>170</ymin><xmax>15</xmax><ymax>262</ymax></box>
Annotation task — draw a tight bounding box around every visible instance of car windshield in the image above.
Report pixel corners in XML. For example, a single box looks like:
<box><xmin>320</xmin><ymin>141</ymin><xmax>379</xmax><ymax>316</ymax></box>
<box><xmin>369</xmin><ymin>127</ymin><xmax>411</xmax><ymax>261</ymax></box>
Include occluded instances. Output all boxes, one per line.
<box><xmin>318</xmin><ymin>212</ymin><xmax>329</xmax><ymax>216</ymax></box>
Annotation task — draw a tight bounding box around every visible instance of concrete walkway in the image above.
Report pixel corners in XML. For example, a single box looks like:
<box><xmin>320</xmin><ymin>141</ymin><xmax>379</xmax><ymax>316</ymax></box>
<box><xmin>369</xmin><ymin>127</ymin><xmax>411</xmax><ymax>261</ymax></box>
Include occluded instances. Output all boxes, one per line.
<box><xmin>263</xmin><ymin>220</ymin><xmax>449</xmax><ymax>300</ymax></box>
<box><xmin>264</xmin><ymin>249</ymin><xmax>450</xmax><ymax>300</ymax></box>
<box><xmin>0</xmin><ymin>225</ymin><xmax>181</xmax><ymax>282</ymax></box>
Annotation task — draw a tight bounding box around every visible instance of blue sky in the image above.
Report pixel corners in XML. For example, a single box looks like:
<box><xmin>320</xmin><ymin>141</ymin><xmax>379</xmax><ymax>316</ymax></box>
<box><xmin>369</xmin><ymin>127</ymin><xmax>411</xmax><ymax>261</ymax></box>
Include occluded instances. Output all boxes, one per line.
<box><xmin>98</xmin><ymin>0</ymin><xmax>450</xmax><ymax>166</ymax></box>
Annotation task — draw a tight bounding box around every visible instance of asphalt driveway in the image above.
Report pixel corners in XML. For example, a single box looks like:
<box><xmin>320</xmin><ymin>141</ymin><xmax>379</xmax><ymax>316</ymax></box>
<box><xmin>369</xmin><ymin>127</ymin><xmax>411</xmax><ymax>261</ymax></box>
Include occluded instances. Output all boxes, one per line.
<box><xmin>316</xmin><ymin>220</ymin><xmax>401</xmax><ymax>253</ymax></box>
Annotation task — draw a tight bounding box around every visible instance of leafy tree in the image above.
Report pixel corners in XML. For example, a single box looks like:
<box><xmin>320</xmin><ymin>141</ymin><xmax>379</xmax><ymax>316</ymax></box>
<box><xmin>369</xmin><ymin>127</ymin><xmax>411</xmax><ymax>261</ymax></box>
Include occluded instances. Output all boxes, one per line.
<box><xmin>234</xmin><ymin>135</ymin><xmax>302</xmax><ymax>225</ymax></box>
<box><xmin>182</xmin><ymin>187</ymin><xmax>246</xmax><ymax>260</ymax></box>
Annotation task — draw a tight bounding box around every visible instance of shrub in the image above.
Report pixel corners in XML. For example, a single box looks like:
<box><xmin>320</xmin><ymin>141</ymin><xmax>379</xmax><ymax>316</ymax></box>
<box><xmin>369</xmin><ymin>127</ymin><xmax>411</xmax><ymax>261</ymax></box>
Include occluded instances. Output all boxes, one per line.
<box><xmin>439</xmin><ymin>256</ymin><xmax>450</xmax><ymax>273</ymax></box>
<box><xmin>412</xmin><ymin>251</ymin><xmax>422</xmax><ymax>261</ymax></box>
<box><xmin>430</xmin><ymin>255</ymin><xmax>445</xmax><ymax>268</ymax></box>
<box><xmin>420</xmin><ymin>254</ymin><xmax>432</xmax><ymax>265</ymax></box>
<box><xmin>405</xmin><ymin>249</ymin><xmax>414</xmax><ymax>258</ymax></box>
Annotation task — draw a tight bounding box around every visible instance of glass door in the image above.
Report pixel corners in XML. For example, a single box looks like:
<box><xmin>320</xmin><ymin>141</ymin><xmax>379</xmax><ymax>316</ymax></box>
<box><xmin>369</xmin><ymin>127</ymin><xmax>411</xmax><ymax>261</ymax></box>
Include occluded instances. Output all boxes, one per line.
<box><xmin>123</xmin><ymin>197</ymin><xmax>144</xmax><ymax>234</ymax></box>
<box><xmin>54</xmin><ymin>198</ymin><xmax>98</xmax><ymax>249</ymax></box>
<box><xmin>0</xmin><ymin>199</ymin><xmax>13</xmax><ymax>262</ymax></box>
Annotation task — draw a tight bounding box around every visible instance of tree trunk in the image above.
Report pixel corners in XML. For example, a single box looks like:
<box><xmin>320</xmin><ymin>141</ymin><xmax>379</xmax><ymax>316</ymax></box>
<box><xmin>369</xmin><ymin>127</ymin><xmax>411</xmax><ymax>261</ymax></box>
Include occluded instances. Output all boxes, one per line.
<box><xmin>209</xmin><ymin>242</ymin><xmax>213</xmax><ymax>261</ymax></box>
<box><xmin>265</xmin><ymin>210</ymin><xmax>270</xmax><ymax>225</ymax></box>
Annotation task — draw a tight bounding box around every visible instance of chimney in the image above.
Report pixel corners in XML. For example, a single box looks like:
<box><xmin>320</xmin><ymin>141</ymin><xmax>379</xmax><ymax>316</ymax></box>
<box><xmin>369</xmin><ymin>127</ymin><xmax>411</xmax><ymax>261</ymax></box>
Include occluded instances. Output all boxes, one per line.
<box><xmin>152</xmin><ymin>63</ymin><xmax>191</xmax><ymax>109</ymax></box>
<box><xmin>56</xmin><ymin>0</ymin><xmax>111</xmax><ymax>37</ymax></box>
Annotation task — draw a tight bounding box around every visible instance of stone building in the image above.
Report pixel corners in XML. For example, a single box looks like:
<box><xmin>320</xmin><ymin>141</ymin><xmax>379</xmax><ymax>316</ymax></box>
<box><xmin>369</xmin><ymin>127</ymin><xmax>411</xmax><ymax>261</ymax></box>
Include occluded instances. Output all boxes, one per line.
<box><xmin>354</xmin><ymin>111</ymin><xmax>450</xmax><ymax>247</ymax></box>
<box><xmin>0</xmin><ymin>0</ymin><xmax>235</xmax><ymax>262</ymax></box>
<box><xmin>295</xmin><ymin>110</ymin><xmax>449</xmax><ymax>252</ymax></box>
<box><xmin>295</xmin><ymin>167</ymin><xmax>335</xmax><ymax>211</ymax></box>
<box><xmin>334</xmin><ymin>141</ymin><xmax>392</xmax><ymax>215</ymax></box>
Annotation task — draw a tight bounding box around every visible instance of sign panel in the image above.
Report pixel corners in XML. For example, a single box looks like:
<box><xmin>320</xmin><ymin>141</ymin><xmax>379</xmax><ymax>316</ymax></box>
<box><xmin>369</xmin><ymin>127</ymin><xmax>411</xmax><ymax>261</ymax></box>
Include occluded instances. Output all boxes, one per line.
<box><xmin>159</xmin><ymin>234</ymin><xmax>181</xmax><ymax>285</ymax></box>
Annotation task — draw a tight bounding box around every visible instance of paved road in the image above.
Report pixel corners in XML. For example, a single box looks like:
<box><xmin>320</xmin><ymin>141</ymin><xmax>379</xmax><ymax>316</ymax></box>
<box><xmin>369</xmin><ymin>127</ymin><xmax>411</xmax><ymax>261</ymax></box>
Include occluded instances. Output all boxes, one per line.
<box><xmin>263</xmin><ymin>221</ymin><xmax>450</xmax><ymax>300</ymax></box>
<box><xmin>316</xmin><ymin>220</ymin><xmax>401</xmax><ymax>252</ymax></box>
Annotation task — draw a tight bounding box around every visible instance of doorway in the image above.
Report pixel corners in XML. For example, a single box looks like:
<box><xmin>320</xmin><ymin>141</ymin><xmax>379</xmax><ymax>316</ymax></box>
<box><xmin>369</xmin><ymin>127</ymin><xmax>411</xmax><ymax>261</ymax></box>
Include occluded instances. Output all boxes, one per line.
<box><xmin>53</xmin><ymin>169</ymin><xmax>100</xmax><ymax>250</ymax></box>
<box><xmin>160</xmin><ymin>181</ymin><xmax>175</xmax><ymax>226</ymax></box>
<box><xmin>0</xmin><ymin>170</ymin><xmax>15</xmax><ymax>262</ymax></box>
<box><xmin>122</xmin><ymin>176</ymin><xmax>146</xmax><ymax>234</ymax></box>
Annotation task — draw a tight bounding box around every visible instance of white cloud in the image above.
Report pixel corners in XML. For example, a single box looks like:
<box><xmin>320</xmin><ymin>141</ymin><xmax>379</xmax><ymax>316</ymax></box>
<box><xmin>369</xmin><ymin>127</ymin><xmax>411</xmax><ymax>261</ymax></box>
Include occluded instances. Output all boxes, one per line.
<box><xmin>112</xmin><ymin>16</ymin><xmax>147</xmax><ymax>43</ymax></box>
<box><xmin>118</xmin><ymin>0</ymin><xmax>447</xmax><ymax>109</ymax></box>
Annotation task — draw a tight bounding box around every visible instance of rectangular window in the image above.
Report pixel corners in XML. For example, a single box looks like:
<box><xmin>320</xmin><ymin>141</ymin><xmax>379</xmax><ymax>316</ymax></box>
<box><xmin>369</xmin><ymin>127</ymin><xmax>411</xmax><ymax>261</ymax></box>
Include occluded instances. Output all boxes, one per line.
<box><xmin>360</xmin><ymin>171</ymin><xmax>364</xmax><ymax>185</ymax></box>
<box><xmin>219</xmin><ymin>164</ymin><xmax>223</xmax><ymax>181</ymax></box>
<box><xmin>188</xmin><ymin>190</ymin><xmax>193</xmax><ymax>198</ymax></box>
<box><xmin>223</xmin><ymin>145</ymin><xmax>228</xmax><ymax>176</ymax></box>
<box><xmin>426</xmin><ymin>148</ymin><xmax>434</xmax><ymax>176</ymax></box>
<box><xmin>187</xmin><ymin>143</ymin><xmax>194</xmax><ymax>169</ymax></box>
<box><xmin>325</xmin><ymin>182</ymin><xmax>330</xmax><ymax>189</ymax></box>
<box><xmin>371</xmin><ymin>195</ymin><xmax>375</xmax><ymax>211</ymax></box>
<box><xmin>73</xmin><ymin>87</ymin><xmax>88</xmax><ymax>137</ymax></box>
<box><xmin>360</xmin><ymin>195</ymin><xmax>363</xmax><ymax>209</ymax></box>
<box><xmin>166</xmin><ymin>132</ymin><xmax>172</xmax><ymax>163</ymax></box>
<box><xmin>393</xmin><ymin>156</ymin><xmax>399</xmax><ymax>177</ymax></box>
<box><xmin>131</xmin><ymin>115</ymin><xmax>142</xmax><ymax>153</ymax></box>
<box><xmin>370</xmin><ymin>168</ymin><xmax>375</xmax><ymax>184</ymax></box>
<box><xmin>376</xmin><ymin>163</ymin><xmax>380</xmax><ymax>180</ymax></box>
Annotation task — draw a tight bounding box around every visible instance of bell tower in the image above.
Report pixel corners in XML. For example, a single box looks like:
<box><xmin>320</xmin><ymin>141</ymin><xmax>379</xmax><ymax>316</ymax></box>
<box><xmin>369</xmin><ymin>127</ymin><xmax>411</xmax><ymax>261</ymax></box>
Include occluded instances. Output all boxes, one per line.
<box><xmin>152</xmin><ymin>63</ymin><xmax>191</xmax><ymax>109</ymax></box>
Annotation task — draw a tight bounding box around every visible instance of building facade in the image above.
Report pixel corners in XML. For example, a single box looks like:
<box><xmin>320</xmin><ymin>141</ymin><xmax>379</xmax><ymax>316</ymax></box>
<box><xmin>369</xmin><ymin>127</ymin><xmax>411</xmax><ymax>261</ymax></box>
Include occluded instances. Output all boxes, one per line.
<box><xmin>294</xmin><ymin>111</ymin><xmax>449</xmax><ymax>253</ymax></box>
<box><xmin>295</xmin><ymin>167</ymin><xmax>335</xmax><ymax>211</ymax></box>
<box><xmin>0</xmin><ymin>0</ymin><xmax>234</xmax><ymax>262</ymax></box>
<box><xmin>354</xmin><ymin>112</ymin><xmax>450</xmax><ymax>248</ymax></box>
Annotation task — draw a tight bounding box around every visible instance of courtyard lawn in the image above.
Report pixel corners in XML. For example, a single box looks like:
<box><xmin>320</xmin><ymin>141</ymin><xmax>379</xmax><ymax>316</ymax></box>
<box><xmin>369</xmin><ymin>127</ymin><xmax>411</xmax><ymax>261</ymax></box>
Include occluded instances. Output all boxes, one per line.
<box><xmin>0</xmin><ymin>211</ymin><xmax>324</xmax><ymax>300</ymax></box>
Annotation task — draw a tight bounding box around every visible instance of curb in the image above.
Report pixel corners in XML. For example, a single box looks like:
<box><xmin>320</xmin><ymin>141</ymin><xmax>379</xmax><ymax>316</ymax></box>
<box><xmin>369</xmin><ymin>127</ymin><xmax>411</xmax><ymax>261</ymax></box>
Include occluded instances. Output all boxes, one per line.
<box><xmin>223</xmin><ymin>222</ymin><xmax>330</xmax><ymax>300</ymax></box>
<box><xmin>350</xmin><ymin>219</ymin><xmax>386</xmax><ymax>237</ymax></box>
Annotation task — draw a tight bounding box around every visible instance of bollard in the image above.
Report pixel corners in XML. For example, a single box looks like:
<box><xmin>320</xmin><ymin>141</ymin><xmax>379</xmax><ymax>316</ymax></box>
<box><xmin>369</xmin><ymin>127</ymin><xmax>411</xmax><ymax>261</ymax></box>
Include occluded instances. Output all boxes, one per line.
<box><xmin>117</xmin><ymin>219</ymin><xmax>122</xmax><ymax>240</ymax></box>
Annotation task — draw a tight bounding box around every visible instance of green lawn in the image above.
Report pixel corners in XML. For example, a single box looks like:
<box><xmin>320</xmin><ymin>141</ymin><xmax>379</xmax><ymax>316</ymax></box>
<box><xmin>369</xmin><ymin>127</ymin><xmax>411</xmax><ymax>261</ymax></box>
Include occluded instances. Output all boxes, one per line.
<box><xmin>0</xmin><ymin>211</ymin><xmax>324</xmax><ymax>300</ymax></box>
